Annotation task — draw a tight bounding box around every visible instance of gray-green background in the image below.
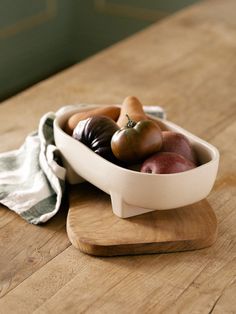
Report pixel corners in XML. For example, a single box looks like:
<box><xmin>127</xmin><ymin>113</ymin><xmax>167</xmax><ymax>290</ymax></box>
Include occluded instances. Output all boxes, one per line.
<box><xmin>0</xmin><ymin>0</ymin><xmax>199</xmax><ymax>101</ymax></box>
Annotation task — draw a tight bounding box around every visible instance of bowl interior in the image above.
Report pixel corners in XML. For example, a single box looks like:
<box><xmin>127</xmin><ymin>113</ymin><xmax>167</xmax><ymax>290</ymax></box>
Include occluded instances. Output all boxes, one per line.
<box><xmin>55</xmin><ymin>105</ymin><xmax>219</xmax><ymax>170</ymax></box>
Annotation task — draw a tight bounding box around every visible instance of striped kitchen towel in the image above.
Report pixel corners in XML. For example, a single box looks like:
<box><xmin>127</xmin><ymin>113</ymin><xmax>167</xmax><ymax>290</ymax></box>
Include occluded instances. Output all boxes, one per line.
<box><xmin>0</xmin><ymin>104</ymin><xmax>165</xmax><ymax>225</ymax></box>
<box><xmin>0</xmin><ymin>112</ymin><xmax>66</xmax><ymax>224</ymax></box>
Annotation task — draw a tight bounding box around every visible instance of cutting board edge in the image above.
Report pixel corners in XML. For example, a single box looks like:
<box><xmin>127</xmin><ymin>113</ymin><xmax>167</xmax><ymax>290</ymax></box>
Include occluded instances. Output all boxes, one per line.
<box><xmin>67</xmin><ymin>224</ymin><xmax>218</xmax><ymax>257</ymax></box>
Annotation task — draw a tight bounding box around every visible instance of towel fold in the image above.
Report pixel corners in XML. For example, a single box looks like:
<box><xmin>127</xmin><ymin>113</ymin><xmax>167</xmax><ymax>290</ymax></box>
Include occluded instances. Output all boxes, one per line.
<box><xmin>0</xmin><ymin>104</ymin><xmax>165</xmax><ymax>224</ymax></box>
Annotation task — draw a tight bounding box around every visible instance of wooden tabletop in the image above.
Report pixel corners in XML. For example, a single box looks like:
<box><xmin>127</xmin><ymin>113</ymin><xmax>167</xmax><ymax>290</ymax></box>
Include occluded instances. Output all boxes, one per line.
<box><xmin>0</xmin><ymin>0</ymin><xmax>236</xmax><ymax>313</ymax></box>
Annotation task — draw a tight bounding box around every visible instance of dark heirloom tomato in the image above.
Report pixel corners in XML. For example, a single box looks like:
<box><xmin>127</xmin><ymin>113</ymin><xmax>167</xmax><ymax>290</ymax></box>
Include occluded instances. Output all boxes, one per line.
<box><xmin>73</xmin><ymin>115</ymin><xmax>119</xmax><ymax>161</ymax></box>
<box><xmin>111</xmin><ymin>115</ymin><xmax>163</xmax><ymax>163</ymax></box>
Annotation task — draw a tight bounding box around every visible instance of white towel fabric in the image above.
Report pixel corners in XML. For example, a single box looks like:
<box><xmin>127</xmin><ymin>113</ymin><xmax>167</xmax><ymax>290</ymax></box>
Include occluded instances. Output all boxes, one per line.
<box><xmin>0</xmin><ymin>113</ymin><xmax>66</xmax><ymax>224</ymax></box>
<box><xmin>0</xmin><ymin>104</ymin><xmax>165</xmax><ymax>224</ymax></box>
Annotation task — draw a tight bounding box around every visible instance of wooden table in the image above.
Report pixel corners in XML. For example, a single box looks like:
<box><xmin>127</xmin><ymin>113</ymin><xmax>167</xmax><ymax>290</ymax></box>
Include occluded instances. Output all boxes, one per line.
<box><xmin>0</xmin><ymin>0</ymin><xmax>235</xmax><ymax>312</ymax></box>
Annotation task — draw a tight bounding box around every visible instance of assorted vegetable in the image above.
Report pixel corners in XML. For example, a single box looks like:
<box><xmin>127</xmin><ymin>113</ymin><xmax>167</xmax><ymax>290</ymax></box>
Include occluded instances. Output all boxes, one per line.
<box><xmin>161</xmin><ymin>131</ymin><xmax>198</xmax><ymax>164</ymax></box>
<box><xmin>65</xmin><ymin>105</ymin><xmax>120</xmax><ymax>135</ymax></box>
<box><xmin>68</xmin><ymin>96</ymin><xmax>198</xmax><ymax>174</ymax></box>
<box><xmin>111</xmin><ymin>115</ymin><xmax>162</xmax><ymax>163</ymax></box>
<box><xmin>116</xmin><ymin>96</ymin><xmax>147</xmax><ymax>128</ymax></box>
<box><xmin>72</xmin><ymin>115</ymin><xmax>119</xmax><ymax>161</ymax></box>
<box><xmin>141</xmin><ymin>152</ymin><xmax>196</xmax><ymax>174</ymax></box>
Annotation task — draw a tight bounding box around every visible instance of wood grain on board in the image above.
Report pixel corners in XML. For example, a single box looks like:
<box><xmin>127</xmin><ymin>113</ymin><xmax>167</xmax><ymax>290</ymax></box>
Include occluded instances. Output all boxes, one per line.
<box><xmin>67</xmin><ymin>183</ymin><xmax>218</xmax><ymax>256</ymax></box>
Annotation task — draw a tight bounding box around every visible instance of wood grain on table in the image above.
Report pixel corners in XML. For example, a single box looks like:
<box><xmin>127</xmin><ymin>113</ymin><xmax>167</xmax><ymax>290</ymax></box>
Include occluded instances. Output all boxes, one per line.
<box><xmin>0</xmin><ymin>0</ymin><xmax>236</xmax><ymax>313</ymax></box>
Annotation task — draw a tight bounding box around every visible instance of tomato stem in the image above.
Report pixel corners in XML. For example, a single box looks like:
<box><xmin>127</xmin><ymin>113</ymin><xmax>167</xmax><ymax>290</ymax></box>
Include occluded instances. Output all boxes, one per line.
<box><xmin>126</xmin><ymin>114</ymin><xmax>136</xmax><ymax>128</ymax></box>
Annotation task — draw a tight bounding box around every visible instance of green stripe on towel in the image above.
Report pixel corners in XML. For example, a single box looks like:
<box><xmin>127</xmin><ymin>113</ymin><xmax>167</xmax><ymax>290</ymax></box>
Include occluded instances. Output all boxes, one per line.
<box><xmin>21</xmin><ymin>194</ymin><xmax>57</xmax><ymax>224</ymax></box>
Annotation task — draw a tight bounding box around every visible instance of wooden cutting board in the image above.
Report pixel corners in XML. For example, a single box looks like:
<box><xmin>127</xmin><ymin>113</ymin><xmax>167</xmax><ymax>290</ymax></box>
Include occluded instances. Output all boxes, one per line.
<box><xmin>67</xmin><ymin>182</ymin><xmax>218</xmax><ymax>256</ymax></box>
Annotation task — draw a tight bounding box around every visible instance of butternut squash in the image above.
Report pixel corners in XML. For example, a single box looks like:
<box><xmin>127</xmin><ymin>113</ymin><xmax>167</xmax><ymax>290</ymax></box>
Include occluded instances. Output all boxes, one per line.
<box><xmin>116</xmin><ymin>96</ymin><xmax>148</xmax><ymax>128</ymax></box>
<box><xmin>65</xmin><ymin>105</ymin><xmax>120</xmax><ymax>135</ymax></box>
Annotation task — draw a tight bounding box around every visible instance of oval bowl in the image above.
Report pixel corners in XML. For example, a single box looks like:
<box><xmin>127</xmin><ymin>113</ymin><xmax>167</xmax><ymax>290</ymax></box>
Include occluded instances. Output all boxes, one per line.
<box><xmin>54</xmin><ymin>104</ymin><xmax>219</xmax><ymax>218</ymax></box>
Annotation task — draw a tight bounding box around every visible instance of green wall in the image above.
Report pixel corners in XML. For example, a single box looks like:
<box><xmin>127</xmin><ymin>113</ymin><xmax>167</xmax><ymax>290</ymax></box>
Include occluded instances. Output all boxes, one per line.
<box><xmin>0</xmin><ymin>0</ymin><xmax>199</xmax><ymax>101</ymax></box>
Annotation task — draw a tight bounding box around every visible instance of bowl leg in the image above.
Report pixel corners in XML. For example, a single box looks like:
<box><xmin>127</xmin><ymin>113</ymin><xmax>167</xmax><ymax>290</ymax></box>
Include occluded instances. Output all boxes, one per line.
<box><xmin>110</xmin><ymin>192</ymin><xmax>156</xmax><ymax>218</ymax></box>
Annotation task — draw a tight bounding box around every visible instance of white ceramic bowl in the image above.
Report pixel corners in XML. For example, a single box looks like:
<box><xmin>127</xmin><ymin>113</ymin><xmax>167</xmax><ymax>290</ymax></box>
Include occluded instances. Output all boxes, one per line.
<box><xmin>54</xmin><ymin>104</ymin><xmax>219</xmax><ymax>218</ymax></box>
